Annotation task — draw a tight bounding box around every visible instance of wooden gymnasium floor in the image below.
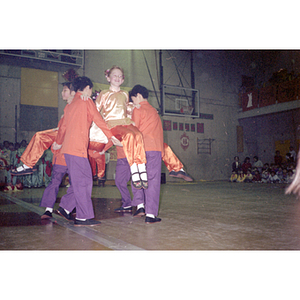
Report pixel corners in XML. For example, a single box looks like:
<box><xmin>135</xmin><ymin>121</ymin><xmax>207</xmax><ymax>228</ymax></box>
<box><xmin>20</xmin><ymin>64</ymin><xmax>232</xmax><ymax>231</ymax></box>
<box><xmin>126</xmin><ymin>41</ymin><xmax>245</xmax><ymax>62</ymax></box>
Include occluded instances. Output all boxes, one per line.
<box><xmin>1</xmin><ymin>179</ymin><xmax>300</xmax><ymax>251</ymax></box>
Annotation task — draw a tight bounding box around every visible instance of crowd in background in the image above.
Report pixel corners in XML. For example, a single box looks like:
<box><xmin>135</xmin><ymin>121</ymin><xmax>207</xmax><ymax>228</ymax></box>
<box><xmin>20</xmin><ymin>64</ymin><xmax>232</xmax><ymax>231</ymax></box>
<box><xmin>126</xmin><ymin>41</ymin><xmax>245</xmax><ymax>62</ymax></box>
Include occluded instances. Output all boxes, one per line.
<box><xmin>0</xmin><ymin>140</ymin><xmax>53</xmax><ymax>190</ymax></box>
<box><xmin>1</xmin><ymin>139</ymin><xmax>298</xmax><ymax>188</ymax></box>
<box><xmin>230</xmin><ymin>146</ymin><xmax>297</xmax><ymax>184</ymax></box>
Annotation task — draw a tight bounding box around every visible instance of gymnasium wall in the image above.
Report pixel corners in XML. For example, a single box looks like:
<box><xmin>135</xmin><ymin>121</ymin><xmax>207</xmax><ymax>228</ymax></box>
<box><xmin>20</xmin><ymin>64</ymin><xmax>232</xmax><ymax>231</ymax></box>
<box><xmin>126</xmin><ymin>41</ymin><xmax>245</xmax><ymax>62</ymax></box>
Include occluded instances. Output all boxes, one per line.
<box><xmin>1</xmin><ymin>50</ymin><xmax>300</xmax><ymax>181</ymax></box>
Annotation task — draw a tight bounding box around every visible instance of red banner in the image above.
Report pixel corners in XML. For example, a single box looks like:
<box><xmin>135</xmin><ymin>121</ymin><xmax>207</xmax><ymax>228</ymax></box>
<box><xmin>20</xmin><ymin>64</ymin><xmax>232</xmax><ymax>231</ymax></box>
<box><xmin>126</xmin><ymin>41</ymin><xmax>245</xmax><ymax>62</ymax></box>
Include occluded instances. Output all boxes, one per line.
<box><xmin>259</xmin><ymin>85</ymin><xmax>276</xmax><ymax>107</ymax></box>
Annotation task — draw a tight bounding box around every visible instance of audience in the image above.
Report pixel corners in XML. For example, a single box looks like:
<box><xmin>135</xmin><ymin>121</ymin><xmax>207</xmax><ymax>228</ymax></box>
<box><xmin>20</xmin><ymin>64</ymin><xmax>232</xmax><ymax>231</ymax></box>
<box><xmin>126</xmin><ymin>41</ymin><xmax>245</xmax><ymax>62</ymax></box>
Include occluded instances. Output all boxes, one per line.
<box><xmin>229</xmin><ymin>151</ymin><xmax>297</xmax><ymax>184</ymax></box>
<box><xmin>0</xmin><ymin>139</ymin><xmax>53</xmax><ymax>191</ymax></box>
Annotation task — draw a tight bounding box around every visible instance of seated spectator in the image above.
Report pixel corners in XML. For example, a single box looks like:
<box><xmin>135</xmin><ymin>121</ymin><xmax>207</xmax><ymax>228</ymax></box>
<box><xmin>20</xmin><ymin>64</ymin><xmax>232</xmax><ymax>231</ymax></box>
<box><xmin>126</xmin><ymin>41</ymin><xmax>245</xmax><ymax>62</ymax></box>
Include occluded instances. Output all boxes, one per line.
<box><xmin>236</xmin><ymin>170</ymin><xmax>246</xmax><ymax>183</ymax></box>
<box><xmin>287</xmin><ymin>169</ymin><xmax>295</xmax><ymax>184</ymax></box>
<box><xmin>288</xmin><ymin>163</ymin><xmax>296</xmax><ymax>173</ymax></box>
<box><xmin>272</xmin><ymin>164</ymin><xmax>280</xmax><ymax>173</ymax></box>
<box><xmin>232</xmin><ymin>156</ymin><xmax>241</xmax><ymax>173</ymax></box>
<box><xmin>286</xmin><ymin>152</ymin><xmax>294</xmax><ymax>165</ymax></box>
<box><xmin>261</xmin><ymin>169</ymin><xmax>270</xmax><ymax>183</ymax></box>
<box><xmin>269</xmin><ymin>171</ymin><xmax>281</xmax><ymax>183</ymax></box>
<box><xmin>242</xmin><ymin>157</ymin><xmax>252</xmax><ymax>174</ymax></box>
<box><xmin>276</xmin><ymin>167</ymin><xmax>284</xmax><ymax>181</ymax></box>
<box><xmin>252</xmin><ymin>170</ymin><xmax>262</xmax><ymax>183</ymax></box>
<box><xmin>289</xmin><ymin>146</ymin><xmax>297</xmax><ymax>162</ymax></box>
<box><xmin>274</xmin><ymin>150</ymin><xmax>283</xmax><ymax>166</ymax></box>
<box><xmin>253</xmin><ymin>156</ymin><xmax>263</xmax><ymax>173</ymax></box>
<box><xmin>281</xmin><ymin>168</ymin><xmax>288</xmax><ymax>183</ymax></box>
<box><xmin>229</xmin><ymin>170</ymin><xmax>238</xmax><ymax>182</ymax></box>
<box><xmin>244</xmin><ymin>169</ymin><xmax>253</xmax><ymax>183</ymax></box>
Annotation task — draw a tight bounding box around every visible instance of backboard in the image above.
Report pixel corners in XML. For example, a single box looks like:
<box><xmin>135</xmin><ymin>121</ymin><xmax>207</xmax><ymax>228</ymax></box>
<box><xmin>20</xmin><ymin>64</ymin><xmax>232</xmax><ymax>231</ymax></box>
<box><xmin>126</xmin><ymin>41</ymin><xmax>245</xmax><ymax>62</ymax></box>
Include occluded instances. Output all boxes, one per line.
<box><xmin>162</xmin><ymin>84</ymin><xmax>200</xmax><ymax>118</ymax></box>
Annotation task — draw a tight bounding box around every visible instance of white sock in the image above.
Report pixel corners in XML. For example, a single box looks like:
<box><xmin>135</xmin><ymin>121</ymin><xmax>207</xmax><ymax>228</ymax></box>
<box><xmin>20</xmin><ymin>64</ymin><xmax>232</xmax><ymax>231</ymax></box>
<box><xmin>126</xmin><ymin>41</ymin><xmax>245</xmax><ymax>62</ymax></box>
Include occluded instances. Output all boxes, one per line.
<box><xmin>130</xmin><ymin>163</ymin><xmax>140</xmax><ymax>181</ymax></box>
<box><xmin>76</xmin><ymin>218</ymin><xmax>86</xmax><ymax>221</ymax></box>
<box><xmin>137</xmin><ymin>203</ymin><xmax>144</xmax><ymax>209</ymax></box>
<box><xmin>138</xmin><ymin>164</ymin><xmax>147</xmax><ymax>181</ymax></box>
<box><xmin>140</xmin><ymin>172</ymin><xmax>147</xmax><ymax>181</ymax></box>
<box><xmin>17</xmin><ymin>164</ymin><xmax>30</xmax><ymax>171</ymax></box>
<box><xmin>124</xmin><ymin>206</ymin><xmax>131</xmax><ymax>209</ymax></box>
<box><xmin>45</xmin><ymin>207</ymin><xmax>53</xmax><ymax>213</ymax></box>
<box><xmin>64</xmin><ymin>208</ymin><xmax>70</xmax><ymax>214</ymax></box>
<box><xmin>130</xmin><ymin>163</ymin><xmax>138</xmax><ymax>174</ymax></box>
<box><xmin>138</xmin><ymin>163</ymin><xmax>146</xmax><ymax>173</ymax></box>
<box><xmin>146</xmin><ymin>214</ymin><xmax>155</xmax><ymax>218</ymax></box>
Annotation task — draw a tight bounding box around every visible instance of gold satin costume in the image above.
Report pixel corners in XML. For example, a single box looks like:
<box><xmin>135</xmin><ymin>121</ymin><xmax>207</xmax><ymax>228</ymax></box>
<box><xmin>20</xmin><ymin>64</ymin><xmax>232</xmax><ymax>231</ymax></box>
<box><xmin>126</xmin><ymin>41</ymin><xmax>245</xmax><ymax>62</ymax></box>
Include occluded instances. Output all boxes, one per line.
<box><xmin>96</xmin><ymin>89</ymin><xmax>146</xmax><ymax>167</ymax></box>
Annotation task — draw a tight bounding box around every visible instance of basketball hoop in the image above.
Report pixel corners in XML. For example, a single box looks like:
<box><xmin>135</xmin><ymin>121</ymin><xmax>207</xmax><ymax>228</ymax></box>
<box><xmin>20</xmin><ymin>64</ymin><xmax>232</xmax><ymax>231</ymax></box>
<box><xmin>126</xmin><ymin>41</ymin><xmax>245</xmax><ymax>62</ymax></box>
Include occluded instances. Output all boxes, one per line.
<box><xmin>180</xmin><ymin>106</ymin><xmax>194</xmax><ymax>115</ymax></box>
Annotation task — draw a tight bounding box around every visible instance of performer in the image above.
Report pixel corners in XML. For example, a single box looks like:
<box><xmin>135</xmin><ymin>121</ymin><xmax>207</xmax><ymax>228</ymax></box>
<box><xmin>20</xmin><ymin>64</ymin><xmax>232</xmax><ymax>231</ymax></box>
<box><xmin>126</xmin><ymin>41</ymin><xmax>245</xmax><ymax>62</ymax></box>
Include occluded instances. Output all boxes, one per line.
<box><xmin>11</xmin><ymin>82</ymin><xmax>110</xmax><ymax>183</ymax></box>
<box><xmin>129</xmin><ymin>84</ymin><xmax>164</xmax><ymax>223</ymax></box>
<box><xmin>95</xmin><ymin>66</ymin><xmax>148</xmax><ymax>189</ymax></box>
<box><xmin>11</xmin><ymin>82</ymin><xmax>75</xmax><ymax>176</ymax></box>
<box><xmin>53</xmin><ymin>76</ymin><xmax>121</xmax><ymax>226</ymax></box>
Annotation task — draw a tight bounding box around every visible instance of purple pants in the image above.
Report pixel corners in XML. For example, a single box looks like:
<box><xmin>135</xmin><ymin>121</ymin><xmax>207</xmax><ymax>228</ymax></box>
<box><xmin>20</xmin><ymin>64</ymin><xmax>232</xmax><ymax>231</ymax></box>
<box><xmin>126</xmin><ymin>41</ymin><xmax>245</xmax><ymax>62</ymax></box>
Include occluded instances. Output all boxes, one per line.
<box><xmin>132</xmin><ymin>151</ymin><xmax>162</xmax><ymax>216</ymax></box>
<box><xmin>115</xmin><ymin>158</ymin><xmax>132</xmax><ymax>207</ymax></box>
<box><xmin>40</xmin><ymin>164</ymin><xmax>68</xmax><ymax>208</ymax></box>
<box><xmin>59</xmin><ymin>154</ymin><xmax>94</xmax><ymax>220</ymax></box>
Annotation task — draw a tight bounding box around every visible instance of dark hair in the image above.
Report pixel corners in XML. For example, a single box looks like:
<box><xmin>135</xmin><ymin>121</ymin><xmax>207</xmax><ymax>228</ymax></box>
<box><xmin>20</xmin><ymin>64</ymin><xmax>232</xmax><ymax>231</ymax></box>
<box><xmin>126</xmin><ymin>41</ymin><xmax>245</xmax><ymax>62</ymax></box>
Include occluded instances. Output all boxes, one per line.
<box><xmin>62</xmin><ymin>82</ymin><xmax>72</xmax><ymax>89</ymax></box>
<box><xmin>72</xmin><ymin>76</ymin><xmax>93</xmax><ymax>92</ymax></box>
<box><xmin>129</xmin><ymin>84</ymin><xmax>149</xmax><ymax>101</ymax></box>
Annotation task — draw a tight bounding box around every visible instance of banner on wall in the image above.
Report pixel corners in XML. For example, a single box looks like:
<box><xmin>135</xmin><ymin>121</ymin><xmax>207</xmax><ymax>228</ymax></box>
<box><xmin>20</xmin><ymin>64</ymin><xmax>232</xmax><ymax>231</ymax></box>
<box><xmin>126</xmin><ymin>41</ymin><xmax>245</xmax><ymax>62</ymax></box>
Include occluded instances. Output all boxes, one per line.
<box><xmin>259</xmin><ymin>85</ymin><xmax>276</xmax><ymax>108</ymax></box>
<box><xmin>241</xmin><ymin>89</ymin><xmax>259</xmax><ymax>111</ymax></box>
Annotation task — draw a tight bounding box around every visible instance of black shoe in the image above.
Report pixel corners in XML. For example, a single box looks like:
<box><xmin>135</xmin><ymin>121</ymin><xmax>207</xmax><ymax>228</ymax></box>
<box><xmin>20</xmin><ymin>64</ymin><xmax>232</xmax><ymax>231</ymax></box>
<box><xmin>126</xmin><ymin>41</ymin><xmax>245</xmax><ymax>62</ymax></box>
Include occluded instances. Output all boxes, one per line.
<box><xmin>133</xmin><ymin>207</ymin><xmax>145</xmax><ymax>217</ymax></box>
<box><xmin>145</xmin><ymin>216</ymin><xmax>161</xmax><ymax>224</ymax></box>
<box><xmin>74</xmin><ymin>219</ymin><xmax>101</xmax><ymax>226</ymax></box>
<box><xmin>114</xmin><ymin>206</ymin><xmax>132</xmax><ymax>213</ymax></box>
<box><xmin>169</xmin><ymin>170</ymin><xmax>193</xmax><ymax>182</ymax></box>
<box><xmin>41</xmin><ymin>210</ymin><xmax>52</xmax><ymax>219</ymax></box>
<box><xmin>56</xmin><ymin>207</ymin><xmax>73</xmax><ymax>220</ymax></box>
<box><xmin>11</xmin><ymin>166</ymin><xmax>37</xmax><ymax>176</ymax></box>
<box><xmin>139</xmin><ymin>171</ymin><xmax>148</xmax><ymax>189</ymax></box>
<box><xmin>141</xmin><ymin>180</ymin><xmax>148</xmax><ymax>189</ymax></box>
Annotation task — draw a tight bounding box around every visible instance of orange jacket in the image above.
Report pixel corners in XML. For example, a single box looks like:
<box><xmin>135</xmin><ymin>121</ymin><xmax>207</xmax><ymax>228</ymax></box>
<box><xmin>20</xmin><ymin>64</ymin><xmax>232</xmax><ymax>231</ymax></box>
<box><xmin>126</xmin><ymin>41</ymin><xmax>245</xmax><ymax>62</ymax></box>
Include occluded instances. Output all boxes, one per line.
<box><xmin>51</xmin><ymin>117</ymin><xmax>66</xmax><ymax>166</ymax></box>
<box><xmin>56</xmin><ymin>92</ymin><xmax>113</xmax><ymax>158</ymax></box>
<box><xmin>131</xmin><ymin>101</ymin><xmax>164</xmax><ymax>155</ymax></box>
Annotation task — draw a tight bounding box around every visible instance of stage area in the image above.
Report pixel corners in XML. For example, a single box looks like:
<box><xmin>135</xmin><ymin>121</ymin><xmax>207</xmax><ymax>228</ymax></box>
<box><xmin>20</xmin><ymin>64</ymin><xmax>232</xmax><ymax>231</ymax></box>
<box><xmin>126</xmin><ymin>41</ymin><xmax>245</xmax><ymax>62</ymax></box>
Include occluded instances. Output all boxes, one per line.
<box><xmin>1</xmin><ymin>180</ymin><xmax>300</xmax><ymax>250</ymax></box>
